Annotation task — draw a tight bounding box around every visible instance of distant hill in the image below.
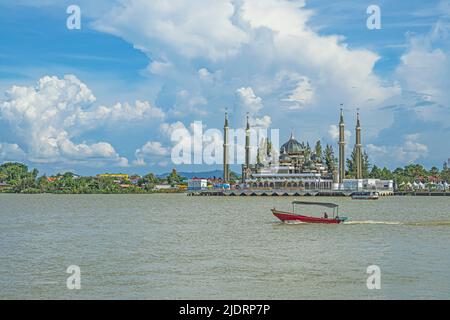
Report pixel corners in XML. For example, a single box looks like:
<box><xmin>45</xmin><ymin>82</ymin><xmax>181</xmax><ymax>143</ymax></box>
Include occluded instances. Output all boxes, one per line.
<box><xmin>157</xmin><ymin>170</ymin><xmax>238</xmax><ymax>179</ymax></box>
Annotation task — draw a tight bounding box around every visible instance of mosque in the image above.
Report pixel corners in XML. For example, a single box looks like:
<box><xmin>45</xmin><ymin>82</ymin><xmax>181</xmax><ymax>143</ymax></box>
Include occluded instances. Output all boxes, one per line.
<box><xmin>222</xmin><ymin>108</ymin><xmax>394</xmax><ymax>192</ymax></box>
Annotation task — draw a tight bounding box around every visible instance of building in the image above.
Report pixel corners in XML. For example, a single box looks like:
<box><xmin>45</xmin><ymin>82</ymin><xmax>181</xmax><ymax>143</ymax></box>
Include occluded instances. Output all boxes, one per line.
<box><xmin>223</xmin><ymin>109</ymin><xmax>393</xmax><ymax>193</ymax></box>
<box><xmin>188</xmin><ymin>178</ymin><xmax>208</xmax><ymax>191</ymax></box>
<box><xmin>0</xmin><ymin>182</ymin><xmax>11</xmax><ymax>190</ymax></box>
<box><xmin>343</xmin><ymin>179</ymin><xmax>393</xmax><ymax>191</ymax></box>
<box><xmin>154</xmin><ymin>184</ymin><xmax>174</xmax><ymax>190</ymax></box>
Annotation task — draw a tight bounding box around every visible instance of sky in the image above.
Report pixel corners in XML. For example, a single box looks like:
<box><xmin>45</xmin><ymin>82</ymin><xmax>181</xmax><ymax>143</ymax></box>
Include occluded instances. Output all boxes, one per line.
<box><xmin>0</xmin><ymin>0</ymin><xmax>449</xmax><ymax>176</ymax></box>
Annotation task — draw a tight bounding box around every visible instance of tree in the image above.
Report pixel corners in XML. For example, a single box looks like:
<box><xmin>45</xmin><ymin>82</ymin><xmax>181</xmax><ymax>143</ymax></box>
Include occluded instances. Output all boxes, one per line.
<box><xmin>442</xmin><ymin>161</ymin><xmax>450</xmax><ymax>182</ymax></box>
<box><xmin>167</xmin><ymin>169</ymin><xmax>183</xmax><ymax>186</ymax></box>
<box><xmin>347</xmin><ymin>148</ymin><xmax>370</xmax><ymax>178</ymax></box>
<box><xmin>229</xmin><ymin>171</ymin><xmax>241</xmax><ymax>181</ymax></box>
<box><xmin>323</xmin><ymin>144</ymin><xmax>336</xmax><ymax>173</ymax></box>
<box><xmin>369</xmin><ymin>165</ymin><xmax>382</xmax><ymax>179</ymax></box>
<box><xmin>0</xmin><ymin>162</ymin><xmax>37</xmax><ymax>192</ymax></box>
<box><xmin>362</xmin><ymin>151</ymin><xmax>370</xmax><ymax>178</ymax></box>
<box><xmin>429</xmin><ymin>166</ymin><xmax>440</xmax><ymax>177</ymax></box>
<box><xmin>314</xmin><ymin>140</ymin><xmax>323</xmax><ymax>162</ymax></box>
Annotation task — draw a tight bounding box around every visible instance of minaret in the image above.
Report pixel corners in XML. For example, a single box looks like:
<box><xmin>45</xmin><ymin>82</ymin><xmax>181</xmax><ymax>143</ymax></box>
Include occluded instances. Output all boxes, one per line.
<box><xmin>223</xmin><ymin>112</ymin><xmax>230</xmax><ymax>182</ymax></box>
<box><xmin>355</xmin><ymin>111</ymin><xmax>363</xmax><ymax>180</ymax></box>
<box><xmin>245</xmin><ymin>114</ymin><xmax>250</xmax><ymax>169</ymax></box>
<box><xmin>242</xmin><ymin>114</ymin><xmax>250</xmax><ymax>183</ymax></box>
<box><xmin>338</xmin><ymin>107</ymin><xmax>345</xmax><ymax>188</ymax></box>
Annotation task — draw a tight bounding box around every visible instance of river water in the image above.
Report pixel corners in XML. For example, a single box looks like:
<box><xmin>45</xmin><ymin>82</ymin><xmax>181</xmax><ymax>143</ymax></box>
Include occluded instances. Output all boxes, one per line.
<box><xmin>1</xmin><ymin>194</ymin><xmax>449</xmax><ymax>299</ymax></box>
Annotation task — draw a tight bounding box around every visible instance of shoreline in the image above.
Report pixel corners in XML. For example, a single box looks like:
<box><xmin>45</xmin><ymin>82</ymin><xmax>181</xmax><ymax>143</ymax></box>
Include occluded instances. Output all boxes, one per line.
<box><xmin>1</xmin><ymin>191</ymin><xmax>449</xmax><ymax>196</ymax></box>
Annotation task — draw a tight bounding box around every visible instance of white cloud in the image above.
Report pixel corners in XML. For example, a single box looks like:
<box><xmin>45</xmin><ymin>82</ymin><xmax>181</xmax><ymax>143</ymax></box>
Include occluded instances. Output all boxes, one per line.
<box><xmin>198</xmin><ymin>68</ymin><xmax>212</xmax><ymax>81</ymax></box>
<box><xmin>168</xmin><ymin>90</ymin><xmax>208</xmax><ymax>118</ymax></box>
<box><xmin>92</xmin><ymin>0</ymin><xmax>399</xmax><ymax>148</ymax></box>
<box><xmin>281</xmin><ymin>76</ymin><xmax>314</xmax><ymax>110</ymax></box>
<box><xmin>137</xmin><ymin>141</ymin><xmax>170</xmax><ymax>157</ymax></box>
<box><xmin>236</xmin><ymin>87</ymin><xmax>263</xmax><ymax>115</ymax></box>
<box><xmin>134</xmin><ymin>141</ymin><xmax>170</xmax><ymax>166</ymax></box>
<box><xmin>148</xmin><ymin>60</ymin><xmax>173</xmax><ymax>75</ymax></box>
<box><xmin>93</xmin><ymin>0</ymin><xmax>249</xmax><ymax>61</ymax></box>
<box><xmin>395</xmin><ymin>20</ymin><xmax>450</xmax><ymax>123</ymax></box>
<box><xmin>252</xmin><ymin>115</ymin><xmax>272</xmax><ymax>129</ymax></box>
<box><xmin>0</xmin><ymin>75</ymin><xmax>166</xmax><ymax>166</ymax></box>
<box><xmin>367</xmin><ymin>134</ymin><xmax>429</xmax><ymax>166</ymax></box>
<box><xmin>0</xmin><ymin>143</ymin><xmax>26</xmax><ymax>161</ymax></box>
<box><xmin>78</xmin><ymin>100</ymin><xmax>165</xmax><ymax>129</ymax></box>
<box><xmin>328</xmin><ymin>124</ymin><xmax>351</xmax><ymax>142</ymax></box>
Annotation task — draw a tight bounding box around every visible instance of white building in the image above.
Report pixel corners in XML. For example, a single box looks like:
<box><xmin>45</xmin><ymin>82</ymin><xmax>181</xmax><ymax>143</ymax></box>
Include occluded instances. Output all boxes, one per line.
<box><xmin>188</xmin><ymin>178</ymin><xmax>208</xmax><ymax>191</ymax></box>
<box><xmin>342</xmin><ymin>179</ymin><xmax>393</xmax><ymax>191</ymax></box>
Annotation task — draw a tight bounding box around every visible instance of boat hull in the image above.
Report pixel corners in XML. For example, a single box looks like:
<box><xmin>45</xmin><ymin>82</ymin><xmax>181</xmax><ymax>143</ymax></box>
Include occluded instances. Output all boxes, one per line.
<box><xmin>351</xmin><ymin>196</ymin><xmax>379</xmax><ymax>200</ymax></box>
<box><xmin>272</xmin><ymin>209</ymin><xmax>344</xmax><ymax>224</ymax></box>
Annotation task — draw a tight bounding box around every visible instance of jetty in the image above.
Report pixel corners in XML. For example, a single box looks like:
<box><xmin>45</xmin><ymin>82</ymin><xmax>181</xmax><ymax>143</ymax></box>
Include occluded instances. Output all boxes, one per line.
<box><xmin>187</xmin><ymin>189</ymin><xmax>395</xmax><ymax>197</ymax></box>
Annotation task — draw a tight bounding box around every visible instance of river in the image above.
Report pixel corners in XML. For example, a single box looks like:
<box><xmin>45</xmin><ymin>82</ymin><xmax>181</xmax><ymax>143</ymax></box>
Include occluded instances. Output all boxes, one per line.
<box><xmin>1</xmin><ymin>194</ymin><xmax>449</xmax><ymax>299</ymax></box>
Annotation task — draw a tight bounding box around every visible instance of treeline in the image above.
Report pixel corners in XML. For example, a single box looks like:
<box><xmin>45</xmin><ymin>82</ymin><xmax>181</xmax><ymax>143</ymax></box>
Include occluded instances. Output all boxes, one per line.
<box><xmin>1</xmin><ymin>159</ymin><xmax>450</xmax><ymax>194</ymax></box>
<box><xmin>318</xmin><ymin>143</ymin><xmax>450</xmax><ymax>185</ymax></box>
<box><xmin>0</xmin><ymin>163</ymin><xmax>185</xmax><ymax>194</ymax></box>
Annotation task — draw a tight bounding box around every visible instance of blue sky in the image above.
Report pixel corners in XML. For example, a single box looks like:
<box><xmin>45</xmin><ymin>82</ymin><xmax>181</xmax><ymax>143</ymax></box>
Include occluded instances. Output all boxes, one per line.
<box><xmin>0</xmin><ymin>0</ymin><xmax>449</xmax><ymax>175</ymax></box>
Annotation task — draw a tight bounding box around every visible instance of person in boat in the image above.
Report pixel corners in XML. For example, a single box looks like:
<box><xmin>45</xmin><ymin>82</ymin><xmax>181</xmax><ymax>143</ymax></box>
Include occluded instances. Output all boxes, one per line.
<box><xmin>323</xmin><ymin>212</ymin><xmax>328</xmax><ymax>219</ymax></box>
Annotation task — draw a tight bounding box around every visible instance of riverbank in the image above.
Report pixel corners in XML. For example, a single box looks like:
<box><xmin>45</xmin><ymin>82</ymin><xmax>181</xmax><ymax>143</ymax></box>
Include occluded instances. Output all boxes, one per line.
<box><xmin>188</xmin><ymin>190</ymin><xmax>450</xmax><ymax>197</ymax></box>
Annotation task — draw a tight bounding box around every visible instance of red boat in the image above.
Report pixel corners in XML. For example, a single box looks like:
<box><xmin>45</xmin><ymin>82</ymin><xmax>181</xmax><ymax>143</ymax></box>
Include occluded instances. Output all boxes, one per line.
<box><xmin>272</xmin><ymin>201</ymin><xmax>348</xmax><ymax>224</ymax></box>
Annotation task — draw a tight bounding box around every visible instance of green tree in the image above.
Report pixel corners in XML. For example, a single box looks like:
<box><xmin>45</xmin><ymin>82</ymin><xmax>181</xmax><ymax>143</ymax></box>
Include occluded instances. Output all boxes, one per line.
<box><xmin>429</xmin><ymin>166</ymin><xmax>440</xmax><ymax>177</ymax></box>
<box><xmin>323</xmin><ymin>144</ymin><xmax>336</xmax><ymax>173</ymax></box>
<box><xmin>441</xmin><ymin>162</ymin><xmax>450</xmax><ymax>182</ymax></box>
<box><xmin>140</xmin><ymin>173</ymin><xmax>159</xmax><ymax>188</ymax></box>
<box><xmin>0</xmin><ymin>162</ymin><xmax>38</xmax><ymax>192</ymax></box>
<box><xmin>369</xmin><ymin>165</ymin><xmax>382</xmax><ymax>179</ymax></box>
<box><xmin>314</xmin><ymin>140</ymin><xmax>323</xmax><ymax>162</ymax></box>
<box><xmin>347</xmin><ymin>148</ymin><xmax>370</xmax><ymax>178</ymax></box>
<box><xmin>167</xmin><ymin>169</ymin><xmax>183</xmax><ymax>186</ymax></box>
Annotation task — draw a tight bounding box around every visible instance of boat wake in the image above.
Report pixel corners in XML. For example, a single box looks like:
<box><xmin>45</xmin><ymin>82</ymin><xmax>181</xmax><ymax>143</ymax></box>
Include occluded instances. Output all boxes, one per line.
<box><xmin>283</xmin><ymin>220</ymin><xmax>306</xmax><ymax>225</ymax></box>
<box><xmin>344</xmin><ymin>220</ymin><xmax>450</xmax><ymax>227</ymax></box>
<box><xmin>404</xmin><ymin>220</ymin><xmax>450</xmax><ymax>227</ymax></box>
<box><xmin>344</xmin><ymin>220</ymin><xmax>402</xmax><ymax>225</ymax></box>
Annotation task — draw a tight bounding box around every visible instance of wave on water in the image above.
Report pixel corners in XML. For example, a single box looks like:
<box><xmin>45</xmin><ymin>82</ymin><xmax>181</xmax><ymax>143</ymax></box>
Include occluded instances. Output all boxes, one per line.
<box><xmin>282</xmin><ymin>220</ymin><xmax>306</xmax><ymax>225</ymax></box>
<box><xmin>344</xmin><ymin>220</ymin><xmax>402</xmax><ymax>225</ymax></box>
<box><xmin>344</xmin><ymin>220</ymin><xmax>450</xmax><ymax>227</ymax></box>
<box><xmin>404</xmin><ymin>220</ymin><xmax>450</xmax><ymax>227</ymax></box>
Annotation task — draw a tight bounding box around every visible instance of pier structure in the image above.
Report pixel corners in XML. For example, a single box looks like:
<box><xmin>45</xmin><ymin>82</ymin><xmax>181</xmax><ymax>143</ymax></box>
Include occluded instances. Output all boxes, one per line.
<box><xmin>187</xmin><ymin>189</ymin><xmax>395</xmax><ymax>197</ymax></box>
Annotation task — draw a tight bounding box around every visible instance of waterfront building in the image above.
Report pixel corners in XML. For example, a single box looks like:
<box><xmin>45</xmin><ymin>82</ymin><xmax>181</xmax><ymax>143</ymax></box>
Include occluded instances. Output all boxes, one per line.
<box><xmin>0</xmin><ymin>182</ymin><xmax>11</xmax><ymax>190</ymax></box>
<box><xmin>154</xmin><ymin>184</ymin><xmax>174</xmax><ymax>190</ymax></box>
<box><xmin>343</xmin><ymin>179</ymin><xmax>393</xmax><ymax>191</ymax></box>
<box><xmin>225</xmin><ymin>109</ymin><xmax>393</xmax><ymax>193</ymax></box>
<box><xmin>188</xmin><ymin>178</ymin><xmax>208</xmax><ymax>191</ymax></box>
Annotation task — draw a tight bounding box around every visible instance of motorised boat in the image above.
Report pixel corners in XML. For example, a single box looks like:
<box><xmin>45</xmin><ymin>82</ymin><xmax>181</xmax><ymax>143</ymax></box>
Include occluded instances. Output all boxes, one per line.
<box><xmin>272</xmin><ymin>201</ymin><xmax>348</xmax><ymax>224</ymax></box>
<box><xmin>351</xmin><ymin>191</ymin><xmax>379</xmax><ymax>200</ymax></box>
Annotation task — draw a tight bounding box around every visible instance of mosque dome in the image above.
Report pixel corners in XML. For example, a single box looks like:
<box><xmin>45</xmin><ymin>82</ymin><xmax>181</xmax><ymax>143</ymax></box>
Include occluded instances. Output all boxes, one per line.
<box><xmin>280</xmin><ymin>132</ymin><xmax>303</xmax><ymax>154</ymax></box>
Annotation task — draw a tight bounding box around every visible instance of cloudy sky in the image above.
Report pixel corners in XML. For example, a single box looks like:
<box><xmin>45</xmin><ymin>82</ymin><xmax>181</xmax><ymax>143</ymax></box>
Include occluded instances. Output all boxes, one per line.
<box><xmin>0</xmin><ymin>0</ymin><xmax>449</xmax><ymax>175</ymax></box>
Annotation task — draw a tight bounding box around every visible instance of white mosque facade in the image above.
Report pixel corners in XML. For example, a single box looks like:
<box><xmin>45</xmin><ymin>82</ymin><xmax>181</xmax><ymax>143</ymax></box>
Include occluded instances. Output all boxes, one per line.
<box><xmin>222</xmin><ymin>110</ymin><xmax>394</xmax><ymax>192</ymax></box>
